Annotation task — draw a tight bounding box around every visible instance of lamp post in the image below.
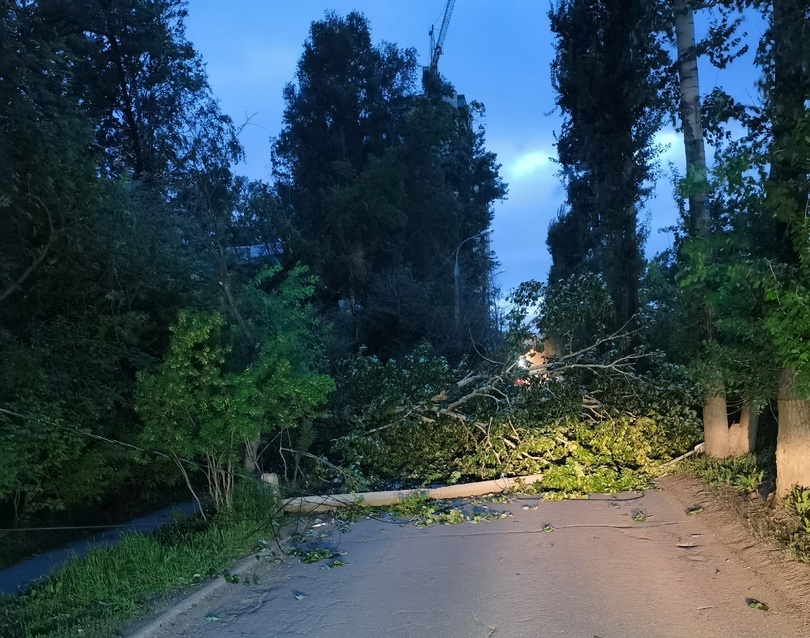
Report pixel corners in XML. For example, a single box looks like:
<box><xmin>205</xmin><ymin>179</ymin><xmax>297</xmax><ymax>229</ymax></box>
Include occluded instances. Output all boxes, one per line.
<box><xmin>454</xmin><ymin>229</ymin><xmax>492</xmax><ymax>327</ymax></box>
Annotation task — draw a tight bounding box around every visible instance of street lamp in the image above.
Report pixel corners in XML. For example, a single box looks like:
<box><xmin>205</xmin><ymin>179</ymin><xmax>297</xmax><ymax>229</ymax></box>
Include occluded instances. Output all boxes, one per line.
<box><xmin>454</xmin><ymin>229</ymin><xmax>492</xmax><ymax>326</ymax></box>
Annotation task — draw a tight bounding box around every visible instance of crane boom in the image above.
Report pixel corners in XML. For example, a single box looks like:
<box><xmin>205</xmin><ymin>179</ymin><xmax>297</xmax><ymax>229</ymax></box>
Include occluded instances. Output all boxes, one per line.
<box><xmin>429</xmin><ymin>0</ymin><xmax>455</xmax><ymax>75</ymax></box>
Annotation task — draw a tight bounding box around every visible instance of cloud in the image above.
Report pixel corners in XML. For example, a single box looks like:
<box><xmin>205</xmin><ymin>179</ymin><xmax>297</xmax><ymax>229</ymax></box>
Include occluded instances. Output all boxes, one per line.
<box><xmin>507</xmin><ymin>150</ymin><xmax>555</xmax><ymax>181</ymax></box>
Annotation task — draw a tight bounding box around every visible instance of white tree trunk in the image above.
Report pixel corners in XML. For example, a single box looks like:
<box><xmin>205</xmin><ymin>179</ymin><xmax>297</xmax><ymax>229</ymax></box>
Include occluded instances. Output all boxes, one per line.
<box><xmin>674</xmin><ymin>0</ymin><xmax>709</xmax><ymax>237</ymax></box>
<box><xmin>727</xmin><ymin>403</ymin><xmax>759</xmax><ymax>457</ymax></box>
<box><xmin>703</xmin><ymin>394</ymin><xmax>731</xmax><ymax>458</ymax></box>
<box><xmin>777</xmin><ymin>369</ymin><xmax>810</xmax><ymax>497</ymax></box>
<box><xmin>704</xmin><ymin>395</ymin><xmax>759</xmax><ymax>458</ymax></box>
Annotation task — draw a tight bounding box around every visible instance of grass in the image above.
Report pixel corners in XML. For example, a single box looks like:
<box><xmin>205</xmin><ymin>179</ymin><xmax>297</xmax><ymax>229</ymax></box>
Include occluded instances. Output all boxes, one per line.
<box><xmin>0</xmin><ymin>484</ymin><xmax>192</xmax><ymax>569</ymax></box>
<box><xmin>786</xmin><ymin>486</ymin><xmax>810</xmax><ymax>562</ymax></box>
<box><xmin>0</xmin><ymin>481</ymin><xmax>281</xmax><ymax>638</ymax></box>
<box><xmin>678</xmin><ymin>453</ymin><xmax>765</xmax><ymax>493</ymax></box>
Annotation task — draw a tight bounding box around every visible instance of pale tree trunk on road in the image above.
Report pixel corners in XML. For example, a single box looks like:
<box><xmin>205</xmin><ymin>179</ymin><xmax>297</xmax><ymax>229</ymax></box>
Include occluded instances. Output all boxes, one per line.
<box><xmin>777</xmin><ymin>370</ymin><xmax>810</xmax><ymax>496</ymax></box>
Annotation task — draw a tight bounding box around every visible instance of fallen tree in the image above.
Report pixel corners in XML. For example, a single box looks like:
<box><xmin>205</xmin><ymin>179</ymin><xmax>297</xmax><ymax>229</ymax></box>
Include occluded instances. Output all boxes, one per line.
<box><xmin>330</xmin><ymin>328</ymin><xmax>701</xmax><ymax>494</ymax></box>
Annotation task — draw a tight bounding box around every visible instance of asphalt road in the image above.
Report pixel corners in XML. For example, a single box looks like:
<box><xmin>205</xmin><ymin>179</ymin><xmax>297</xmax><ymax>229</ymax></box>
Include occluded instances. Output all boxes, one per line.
<box><xmin>141</xmin><ymin>481</ymin><xmax>810</xmax><ymax>638</ymax></box>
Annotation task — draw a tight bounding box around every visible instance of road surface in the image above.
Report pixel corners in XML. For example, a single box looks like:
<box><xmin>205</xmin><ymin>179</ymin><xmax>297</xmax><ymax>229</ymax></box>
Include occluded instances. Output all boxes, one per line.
<box><xmin>134</xmin><ymin>477</ymin><xmax>810</xmax><ymax>638</ymax></box>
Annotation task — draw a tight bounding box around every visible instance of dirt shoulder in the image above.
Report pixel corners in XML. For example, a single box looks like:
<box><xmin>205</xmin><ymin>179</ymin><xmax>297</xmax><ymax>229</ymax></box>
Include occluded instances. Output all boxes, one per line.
<box><xmin>657</xmin><ymin>473</ymin><xmax>810</xmax><ymax>627</ymax></box>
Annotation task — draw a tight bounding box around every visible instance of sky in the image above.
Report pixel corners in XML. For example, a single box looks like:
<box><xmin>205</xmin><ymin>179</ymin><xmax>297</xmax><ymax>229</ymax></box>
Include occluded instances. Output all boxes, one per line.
<box><xmin>184</xmin><ymin>1</ymin><xmax>766</xmax><ymax>294</ymax></box>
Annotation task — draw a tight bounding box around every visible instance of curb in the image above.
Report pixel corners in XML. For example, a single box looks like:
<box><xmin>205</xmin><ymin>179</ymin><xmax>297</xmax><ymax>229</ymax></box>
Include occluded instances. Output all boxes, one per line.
<box><xmin>126</xmin><ymin>473</ymin><xmax>545</xmax><ymax>637</ymax></box>
<box><xmin>124</xmin><ymin>552</ymin><xmax>261</xmax><ymax>638</ymax></box>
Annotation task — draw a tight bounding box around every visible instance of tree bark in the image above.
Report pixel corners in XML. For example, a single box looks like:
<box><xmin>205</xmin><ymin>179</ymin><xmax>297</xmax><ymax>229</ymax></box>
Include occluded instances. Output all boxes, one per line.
<box><xmin>244</xmin><ymin>439</ymin><xmax>260</xmax><ymax>473</ymax></box>
<box><xmin>727</xmin><ymin>403</ymin><xmax>759</xmax><ymax>457</ymax></box>
<box><xmin>777</xmin><ymin>369</ymin><xmax>810</xmax><ymax>497</ymax></box>
<box><xmin>703</xmin><ymin>394</ymin><xmax>730</xmax><ymax>458</ymax></box>
<box><xmin>704</xmin><ymin>396</ymin><xmax>759</xmax><ymax>458</ymax></box>
<box><xmin>674</xmin><ymin>0</ymin><xmax>709</xmax><ymax>238</ymax></box>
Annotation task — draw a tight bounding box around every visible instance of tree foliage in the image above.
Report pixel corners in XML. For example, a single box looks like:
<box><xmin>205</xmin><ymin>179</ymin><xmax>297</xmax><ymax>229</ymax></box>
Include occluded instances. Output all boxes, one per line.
<box><xmin>547</xmin><ymin>0</ymin><xmax>670</xmax><ymax>328</ymax></box>
<box><xmin>0</xmin><ymin>1</ymin><xmax>298</xmax><ymax>522</ymax></box>
<box><xmin>273</xmin><ymin>11</ymin><xmax>506</xmax><ymax>358</ymax></box>
<box><xmin>135</xmin><ymin>267</ymin><xmax>334</xmax><ymax>510</ymax></box>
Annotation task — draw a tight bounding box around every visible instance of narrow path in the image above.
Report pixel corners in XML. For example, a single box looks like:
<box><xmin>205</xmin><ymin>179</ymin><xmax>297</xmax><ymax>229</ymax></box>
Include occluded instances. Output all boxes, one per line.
<box><xmin>140</xmin><ymin>482</ymin><xmax>810</xmax><ymax>638</ymax></box>
<box><xmin>0</xmin><ymin>501</ymin><xmax>196</xmax><ymax>597</ymax></box>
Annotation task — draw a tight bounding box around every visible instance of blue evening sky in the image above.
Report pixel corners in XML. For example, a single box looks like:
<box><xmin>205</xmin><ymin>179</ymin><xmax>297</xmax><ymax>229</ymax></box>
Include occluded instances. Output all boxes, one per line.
<box><xmin>185</xmin><ymin>1</ymin><xmax>765</xmax><ymax>293</ymax></box>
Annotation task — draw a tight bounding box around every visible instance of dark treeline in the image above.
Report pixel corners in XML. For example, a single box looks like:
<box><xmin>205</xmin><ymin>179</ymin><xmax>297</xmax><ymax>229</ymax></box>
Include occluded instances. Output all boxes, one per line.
<box><xmin>0</xmin><ymin>2</ymin><xmax>505</xmax><ymax>527</ymax></box>
<box><xmin>543</xmin><ymin>0</ymin><xmax>809</xmax><ymax>496</ymax></box>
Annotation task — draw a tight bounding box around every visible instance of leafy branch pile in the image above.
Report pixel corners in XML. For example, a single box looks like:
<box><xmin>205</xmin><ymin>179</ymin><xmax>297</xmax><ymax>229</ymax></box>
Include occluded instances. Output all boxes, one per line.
<box><xmin>332</xmin><ymin>313</ymin><xmax>701</xmax><ymax>495</ymax></box>
<box><xmin>337</xmin><ymin>493</ymin><xmax>511</xmax><ymax>528</ymax></box>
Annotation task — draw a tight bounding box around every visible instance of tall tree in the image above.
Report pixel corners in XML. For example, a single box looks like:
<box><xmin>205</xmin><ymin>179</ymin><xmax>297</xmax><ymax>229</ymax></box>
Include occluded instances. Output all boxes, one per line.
<box><xmin>272</xmin><ymin>11</ymin><xmax>417</xmax><ymax>309</ymax></box>
<box><xmin>273</xmin><ymin>11</ymin><xmax>505</xmax><ymax>358</ymax></box>
<box><xmin>40</xmin><ymin>0</ymin><xmax>211</xmax><ymax>179</ymax></box>
<box><xmin>673</xmin><ymin>0</ymin><xmax>710</xmax><ymax>236</ymax></box>
<box><xmin>548</xmin><ymin>0</ymin><xmax>669</xmax><ymax>328</ymax></box>
<box><xmin>673</xmin><ymin>1</ymin><xmax>737</xmax><ymax>458</ymax></box>
<box><xmin>757</xmin><ymin>0</ymin><xmax>810</xmax><ymax>495</ymax></box>
<box><xmin>0</xmin><ymin>0</ymin><xmax>248</xmax><ymax>518</ymax></box>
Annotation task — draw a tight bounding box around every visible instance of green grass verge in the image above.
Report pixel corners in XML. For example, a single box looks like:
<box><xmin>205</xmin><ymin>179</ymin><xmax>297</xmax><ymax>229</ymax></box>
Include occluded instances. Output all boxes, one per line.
<box><xmin>0</xmin><ymin>485</ymin><xmax>192</xmax><ymax>570</ymax></box>
<box><xmin>0</xmin><ymin>482</ymin><xmax>281</xmax><ymax>638</ymax></box>
<box><xmin>678</xmin><ymin>453</ymin><xmax>765</xmax><ymax>492</ymax></box>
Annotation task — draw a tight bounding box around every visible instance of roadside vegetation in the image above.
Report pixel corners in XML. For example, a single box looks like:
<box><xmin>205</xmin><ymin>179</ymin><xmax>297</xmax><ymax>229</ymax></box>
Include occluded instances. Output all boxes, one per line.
<box><xmin>787</xmin><ymin>487</ymin><xmax>810</xmax><ymax>562</ymax></box>
<box><xmin>1</xmin><ymin>1</ymin><xmax>809</xmax><ymax>637</ymax></box>
<box><xmin>679</xmin><ymin>453</ymin><xmax>767</xmax><ymax>493</ymax></box>
<box><xmin>0</xmin><ymin>483</ymin><xmax>280</xmax><ymax>638</ymax></box>
<box><xmin>676</xmin><ymin>451</ymin><xmax>810</xmax><ymax>563</ymax></box>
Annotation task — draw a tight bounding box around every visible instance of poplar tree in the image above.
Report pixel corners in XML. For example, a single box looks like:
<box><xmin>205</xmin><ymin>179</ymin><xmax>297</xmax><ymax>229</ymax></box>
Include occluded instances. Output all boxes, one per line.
<box><xmin>547</xmin><ymin>0</ymin><xmax>669</xmax><ymax>329</ymax></box>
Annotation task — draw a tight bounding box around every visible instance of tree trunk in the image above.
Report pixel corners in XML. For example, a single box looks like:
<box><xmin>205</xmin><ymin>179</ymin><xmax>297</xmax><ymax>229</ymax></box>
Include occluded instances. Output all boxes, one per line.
<box><xmin>704</xmin><ymin>395</ymin><xmax>759</xmax><ymax>458</ymax></box>
<box><xmin>777</xmin><ymin>369</ymin><xmax>810</xmax><ymax>497</ymax></box>
<box><xmin>673</xmin><ymin>0</ymin><xmax>708</xmax><ymax>238</ymax></box>
<box><xmin>244</xmin><ymin>439</ymin><xmax>260</xmax><ymax>473</ymax></box>
<box><xmin>727</xmin><ymin>403</ymin><xmax>759</xmax><ymax>457</ymax></box>
<box><xmin>703</xmin><ymin>394</ymin><xmax>731</xmax><ymax>458</ymax></box>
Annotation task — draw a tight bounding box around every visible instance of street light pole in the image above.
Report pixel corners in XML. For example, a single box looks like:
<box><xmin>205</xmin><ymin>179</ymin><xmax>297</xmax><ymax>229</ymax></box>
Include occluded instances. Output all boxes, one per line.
<box><xmin>454</xmin><ymin>230</ymin><xmax>491</xmax><ymax>327</ymax></box>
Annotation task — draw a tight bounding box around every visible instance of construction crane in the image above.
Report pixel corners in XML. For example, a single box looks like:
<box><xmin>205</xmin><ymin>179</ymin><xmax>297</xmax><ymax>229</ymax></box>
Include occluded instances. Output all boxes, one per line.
<box><xmin>427</xmin><ymin>0</ymin><xmax>455</xmax><ymax>78</ymax></box>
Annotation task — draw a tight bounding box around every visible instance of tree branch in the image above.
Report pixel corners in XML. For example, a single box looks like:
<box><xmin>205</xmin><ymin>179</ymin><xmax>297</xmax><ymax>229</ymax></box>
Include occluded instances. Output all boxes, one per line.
<box><xmin>0</xmin><ymin>202</ymin><xmax>57</xmax><ymax>304</ymax></box>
